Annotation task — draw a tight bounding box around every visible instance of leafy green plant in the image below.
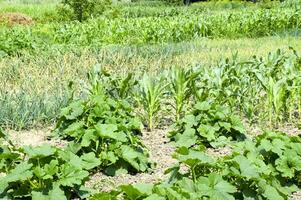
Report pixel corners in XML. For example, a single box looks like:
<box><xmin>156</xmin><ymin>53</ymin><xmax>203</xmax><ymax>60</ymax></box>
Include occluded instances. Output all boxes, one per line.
<box><xmin>166</xmin><ymin>131</ymin><xmax>300</xmax><ymax>200</ymax></box>
<box><xmin>0</xmin><ymin>129</ymin><xmax>21</xmax><ymax>173</ymax></box>
<box><xmin>91</xmin><ymin>173</ymin><xmax>237</xmax><ymax>200</ymax></box>
<box><xmin>1</xmin><ymin>7</ymin><xmax>301</xmax><ymax>55</ymax></box>
<box><xmin>0</xmin><ymin>130</ymin><xmax>96</xmax><ymax>199</ymax></box>
<box><xmin>134</xmin><ymin>73</ymin><xmax>168</xmax><ymax>131</ymax></box>
<box><xmin>58</xmin><ymin>0</ymin><xmax>112</xmax><ymax>21</ymax></box>
<box><xmin>169</xmin><ymin>66</ymin><xmax>200</xmax><ymax>122</ymax></box>
<box><xmin>0</xmin><ymin>144</ymin><xmax>96</xmax><ymax>199</ymax></box>
<box><xmin>93</xmin><ymin>130</ymin><xmax>301</xmax><ymax>200</ymax></box>
<box><xmin>169</xmin><ymin>101</ymin><xmax>246</xmax><ymax>148</ymax></box>
<box><xmin>87</xmin><ymin>66</ymin><xmax>137</xmax><ymax>100</ymax></box>
<box><xmin>54</xmin><ymin>68</ymin><xmax>152</xmax><ymax>175</ymax></box>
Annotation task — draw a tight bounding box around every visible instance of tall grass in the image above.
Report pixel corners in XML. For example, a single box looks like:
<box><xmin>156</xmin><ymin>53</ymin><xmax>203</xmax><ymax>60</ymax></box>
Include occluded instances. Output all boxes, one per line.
<box><xmin>0</xmin><ymin>91</ymin><xmax>69</xmax><ymax>130</ymax></box>
<box><xmin>1</xmin><ymin>7</ymin><xmax>301</xmax><ymax>56</ymax></box>
<box><xmin>0</xmin><ymin>37</ymin><xmax>300</xmax><ymax>129</ymax></box>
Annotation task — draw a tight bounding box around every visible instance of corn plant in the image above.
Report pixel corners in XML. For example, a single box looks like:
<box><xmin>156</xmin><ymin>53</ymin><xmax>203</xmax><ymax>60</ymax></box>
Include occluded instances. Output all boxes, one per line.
<box><xmin>86</xmin><ymin>65</ymin><xmax>137</xmax><ymax>100</ymax></box>
<box><xmin>169</xmin><ymin>66</ymin><xmax>200</xmax><ymax>122</ymax></box>
<box><xmin>134</xmin><ymin>74</ymin><xmax>168</xmax><ymax>131</ymax></box>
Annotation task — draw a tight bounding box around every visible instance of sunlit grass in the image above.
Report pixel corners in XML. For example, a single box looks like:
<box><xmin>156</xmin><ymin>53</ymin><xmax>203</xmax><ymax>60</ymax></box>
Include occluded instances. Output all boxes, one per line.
<box><xmin>0</xmin><ymin>36</ymin><xmax>300</xmax><ymax>129</ymax></box>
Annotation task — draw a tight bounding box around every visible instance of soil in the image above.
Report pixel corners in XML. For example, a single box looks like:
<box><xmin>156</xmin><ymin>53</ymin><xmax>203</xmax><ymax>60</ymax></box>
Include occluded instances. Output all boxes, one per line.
<box><xmin>6</xmin><ymin>125</ymin><xmax>301</xmax><ymax>199</ymax></box>
<box><xmin>8</xmin><ymin>126</ymin><xmax>67</xmax><ymax>148</ymax></box>
<box><xmin>0</xmin><ymin>12</ymin><xmax>34</xmax><ymax>27</ymax></box>
<box><xmin>85</xmin><ymin>129</ymin><xmax>177</xmax><ymax>192</ymax></box>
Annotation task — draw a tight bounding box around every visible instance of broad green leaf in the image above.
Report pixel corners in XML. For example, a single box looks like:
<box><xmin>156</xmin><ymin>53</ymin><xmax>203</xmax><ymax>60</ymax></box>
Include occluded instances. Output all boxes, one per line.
<box><xmin>57</xmin><ymin>165</ymin><xmax>89</xmax><ymax>187</ymax></box>
<box><xmin>61</xmin><ymin>101</ymin><xmax>84</xmax><ymax>120</ymax></box>
<box><xmin>100</xmin><ymin>151</ymin><xmax>118</xmax><ymax>164</ymax></box>
<box><xmin>121</xmin><ymin>145</ymin><xmax>149</xmax><ymax>172</ymax></box>
<box><xmin>95</xmin><ymin>123</ymin><xmax>127</xmax><ymax>142</ymax></box>
<box><xmin>177</xmin><ymin>149</ymin><xmax>215</xmax><ymax>167</ymax></box>
<box><xmin>104</xmin><ymin>161</ymin><xmax>128</xmax><ymax>176</ymax></box>
<box><xmin>58</xmin><ymin>151</ymin><xmax>82</xmax><ymax>169</ymax></box>
<box><xmin>219</xmin><ymin>122</ymin><xmax>232</xmax><ymax>132</ymax></box>
<box><xmin>49</xmin><ymin>184</ymin><xmax>68</xmax><ymax>200</ymax></box>
<box><xmin>43</xmin><ymin>160</ymin><xmax>59</xmax><ymax>180</ymax></box>
<box><xmin>144</xmin><ymin>194</ymin><xmax>165</xmax><ymax>200</ymax></box>
<box><xmin>81</xmin><ymin>129</ymin><xmax>97</xmax><ymax>147</ymax></box>
<box><xmin>177</xmin><ymin>177</ymin><xmax>197</xmax><ymax>193</ymax></box>
<box><xmin>271</xmin><ymin>139</ymin><xmax>286</xmax><ymax>156</ymax></box>
<box><xmin>182</xmin><ymin>115</ymin><xmax>197</xmax><ymax>128</ymax></box>
<box><xmin>197</xmin><ymin>173</ymin><xmax>236</xmax><ymax>200</ymax></box>
<box><xmin>162</xmin><ymin>187</ymin><xmax>185</xmax><ymax>200</ymax></box>
<box><xmin>232</xmin><ymin>155</ymin><xmax>259</xmax><ymax>179</ymax></box>
<box><xmin>31</xmin><ymin>186</ymin><xmax>66</xmax><ymax>200</ymax></box>
<box><xmin>64</xmin><ymin>121</ymin><xmax>85</xmax><ymax>137</ymax></box>
<box><xmin>175</xmin><ymin>128</ymin><xmax>197</xmax><ymax>148</ymax></box>
<box><xmin>258</xmin><ymin>139</ymin><xmax>273</xmax><ymax>152</ymax></box>
<box><xmin>195</xmin><ymin>101</ymin><xmax>210</xmax><ymax>111</ymax></box>
<box><xmin>23</xmin><ymin>145</ymin><xmax>56</xmax><ymax>158</ymax></box>
<box><xmin>65</xmin><ymin>141</ymin><xmax>81</xmax><ymax>154</ymax></box>
<box><xmin>263</xmin><ymin>185</ymin><xmax>283</xmax><ymax>200</ymax></box>
<box><xmin>290</xmin><ymin>143</ymin><xmax>301</xmax><ymax>156</ymax></box>
<box><xmin>275</xmin><ymin>150</ymin><xmax>301</xmax><ymax>178</ymax></box>
<box><xmin>76</xmin><ymin>185</ymin><xmax>94</xmax><ymax>199</ymax></box>
<box><xmin>210</xmin><ymin>136</ymin><xmax>230</xmax><ymax>148</ymax></box>
<box><xmin>32</xmin><ymin>190</ymin><xmax>49</xmax><ymax>200</ymax></box>
<box><xmin>197</xmin><ymin>124</ymin><xmax>216</xmax><ymax>141</ymax></box>
<box><xmin>120</xmin><ymin>183</ymin><xmax>153</xmax><ymax>200</ymax></box>
<box><xmin>81</xmin><ymin>152</ymin><xmax>101</xmax><ymax>170</ymax></box>
<box><xmin>230</xmin><ymin>115</ymin><xmax>245</xmax><ymax>134</ymax></box>
<box><xmin>0</xmin><ymin>162</ymin><xmax>33</xmax><ymax>194</ymax></box>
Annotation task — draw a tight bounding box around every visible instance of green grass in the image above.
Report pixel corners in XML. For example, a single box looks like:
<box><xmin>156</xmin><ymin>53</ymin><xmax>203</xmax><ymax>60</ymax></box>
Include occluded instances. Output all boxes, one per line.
<box><xmin>1</xmin><ymin>7</ymin><xmax>300</xmax><ymax>56</ymax></box>
<box><xmin>0</xmin><ymin>0</ymin><xmax>297</xmax><ymax>23</ymax></box>
<box><xmin>0</xmin><ymin>1</ymin><xmax>58</xmax><ymax>22</ymax></box>
<box><xmin>1</xmin><ymin>36</ymin><xmax>301</xmax><ymax>129</ymax></box>
<box><xmin>0</xmin><ymin>0</ymin><xmax>301</xmax><ymax>130</ymax></box>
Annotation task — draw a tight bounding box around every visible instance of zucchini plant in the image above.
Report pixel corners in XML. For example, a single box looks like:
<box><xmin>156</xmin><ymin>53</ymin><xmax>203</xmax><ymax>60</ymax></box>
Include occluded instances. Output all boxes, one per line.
<box><xmin>0</xmin><ymin>129</ymin><xmax>96</xmax><ymax>199</ymax></box>
<box><xmin>54</xmin><ymin>67</ymin><xmax>152</xmax><ymax>175</ymax></box>
<box><xmin>169</xmin><ymin>101</ymin><xmax>246</xmax><ymax>149</ymax></box>
<box><xmin>93</xmin><ymin>131</ymin><xmax>301</xmax><ymax>200</ymax></box>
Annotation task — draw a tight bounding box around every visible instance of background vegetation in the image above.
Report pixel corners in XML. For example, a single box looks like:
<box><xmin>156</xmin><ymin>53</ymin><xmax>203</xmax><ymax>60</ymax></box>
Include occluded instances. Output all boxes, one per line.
<box><xmin>1</xmin><ymin>0</ymin><xmax>301</xmax><ymax>199</ymax></box>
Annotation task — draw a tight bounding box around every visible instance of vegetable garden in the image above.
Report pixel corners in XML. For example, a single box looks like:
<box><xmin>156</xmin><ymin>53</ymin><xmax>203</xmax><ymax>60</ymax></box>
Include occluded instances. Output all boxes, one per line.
<box><xmin>0</xmin><ymin>0</ymin><xmax>301</xmax><ymax>199</ymax></box>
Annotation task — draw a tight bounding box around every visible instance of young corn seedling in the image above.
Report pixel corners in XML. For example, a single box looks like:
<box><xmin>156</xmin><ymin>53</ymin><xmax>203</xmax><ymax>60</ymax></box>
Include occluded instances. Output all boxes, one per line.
<box><xmin>135</xmin><ymin>73</ymin><xmax>168</xmax><ymax>131</ymax></box>
<box><xmin>169</xmin><ymin>66</ymin><xmax>200</xmax><ymax>122</ymax></box>
<box><xmin>255</xmin><ymin>74</ymin><xmax>288</xmax><ymax>126</ymax></box>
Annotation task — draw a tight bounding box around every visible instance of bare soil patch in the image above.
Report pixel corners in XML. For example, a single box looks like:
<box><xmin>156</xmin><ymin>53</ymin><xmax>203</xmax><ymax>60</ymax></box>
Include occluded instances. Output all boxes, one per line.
<box><xmin>86</xmin><ymin>129</ymin><xmax>177</xmax><ymax>192</ymax></box>
<box><xmin>0</xmin><ymin>12</ymin><xmax>34</xmax><ymax>27</ymax></box>
<box><xmin>8</xmin><ymin>126</ymin><xmax>67</xmax><ymax>148</ymax></box>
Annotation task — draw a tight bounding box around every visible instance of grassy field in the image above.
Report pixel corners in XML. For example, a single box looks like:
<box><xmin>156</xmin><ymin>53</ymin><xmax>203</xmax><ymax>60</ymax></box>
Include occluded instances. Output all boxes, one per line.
<box><xmin>1</xmin><ymin>0</ymin><xmax>301</xmax><ymax>199</ymax></box>
<box><xmin>1</xmin><ymin>36</ymin><xmax>300</xmax><ymax>129</ymax></box>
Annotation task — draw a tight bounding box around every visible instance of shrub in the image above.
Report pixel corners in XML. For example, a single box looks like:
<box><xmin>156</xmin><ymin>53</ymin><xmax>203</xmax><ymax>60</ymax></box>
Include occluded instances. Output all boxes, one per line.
<box><xmin>58</xmin><ymin>0</ymin><xmax>112</xmax><ymax>21</ymax></box>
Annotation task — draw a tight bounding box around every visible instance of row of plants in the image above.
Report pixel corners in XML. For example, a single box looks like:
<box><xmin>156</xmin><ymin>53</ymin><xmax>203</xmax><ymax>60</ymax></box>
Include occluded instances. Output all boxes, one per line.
<box><xmin>95</xmin><ymin>131</ymin><xmax>301</xmax><ymax>199</ymax></box>
<box><xmin>1</xmin><ymin>0</ymin><xmax>297</xmax><ymax>23</ymax></box>
<box><xmin>0</xmin><ymin>69</ymin><xmax>153</xmax><ymax>199</ymax></box>
<box><xmin>88</xmin><ymin>87</ymin><xmax>301</xmax><ymax>199</ymax></box>
<box><xmin>1</xmin><ymin>7</ymin><xmax>301</xmax><ymax>56</ymax></box>
<box><xmin>1</xmin><ymin>49</ymin><xmax>301</xmax><ymax>129</ymax></box>
<box><xmin>98</xmin><ymin>49</ymin><xmax>301</xmax><ymax>129</ymax></box>
<box><xmin>114</xmin><ymin>1</ymin><xmax>277</xmax><ymax>19</ymax></box>
<box><xmin>2</xmin><ymin>99</ymin><xmax>300</xmax><ymax>199</ymax></box>
<box><xmin>1</xmin><ymin>53</ymin><xmax>301</xmax><ymax>198</ymax></box>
